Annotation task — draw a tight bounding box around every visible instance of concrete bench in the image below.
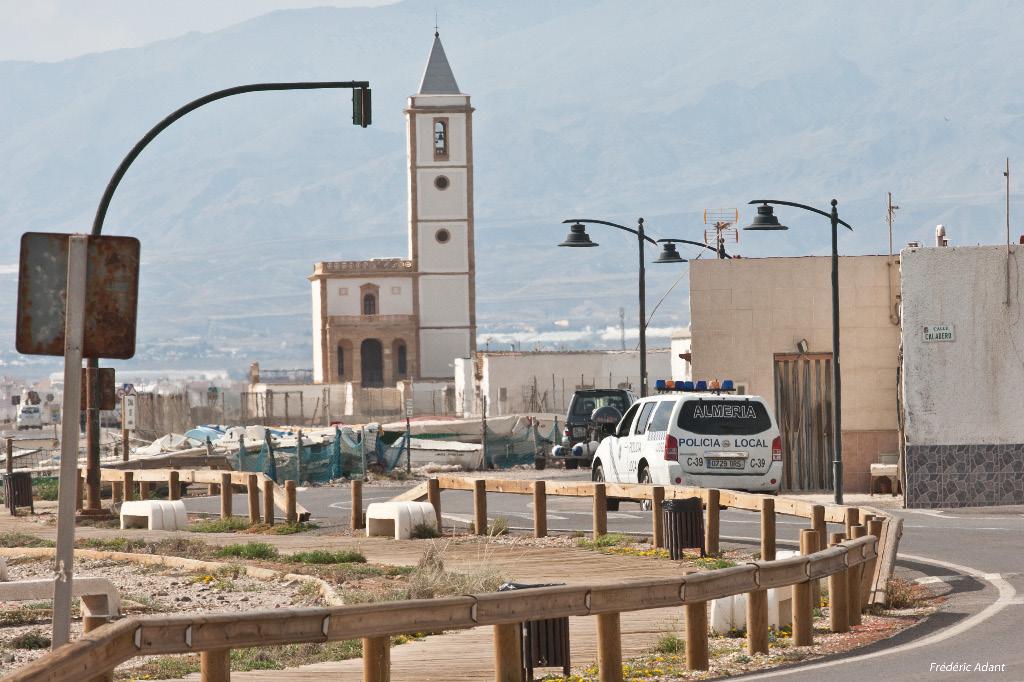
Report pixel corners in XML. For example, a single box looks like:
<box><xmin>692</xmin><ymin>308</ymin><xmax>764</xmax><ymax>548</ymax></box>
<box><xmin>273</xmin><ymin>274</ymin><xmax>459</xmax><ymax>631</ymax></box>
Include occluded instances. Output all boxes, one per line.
<box><xmin>120</xmin><ymin>500</ymin><xmax>188</xmax><ymax>531</ymax></box>
<box><xmin>0</xmin><ymin>577</ymin><xmax>122</xmax><ymax>619</ymax></box>
<box><xmin>366</xmin><ymin>501</ymin><xmax>437</xmax><ymax>540</ymax></box>
<box><xmin>870</xmin><ymin>463</ymin><xmax>901</xmax><ymax>496</ymax></box>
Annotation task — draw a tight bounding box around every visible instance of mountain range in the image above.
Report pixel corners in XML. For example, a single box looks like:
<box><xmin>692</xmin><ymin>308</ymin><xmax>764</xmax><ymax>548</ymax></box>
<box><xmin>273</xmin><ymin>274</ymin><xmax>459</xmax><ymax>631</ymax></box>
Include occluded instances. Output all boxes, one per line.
<box><xmin>1</xmin><ymin>0</ymin><xmax>1021</xmax><ymax>379</ymax></box>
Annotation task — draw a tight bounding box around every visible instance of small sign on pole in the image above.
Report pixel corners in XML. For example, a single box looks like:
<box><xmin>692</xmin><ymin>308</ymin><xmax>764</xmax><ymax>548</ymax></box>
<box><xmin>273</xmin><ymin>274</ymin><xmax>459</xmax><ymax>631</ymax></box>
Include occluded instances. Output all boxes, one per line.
<box><xmin>122</xmin><ymin>395</ymin><xmax>136</xmax><ymax>431</ymax></box>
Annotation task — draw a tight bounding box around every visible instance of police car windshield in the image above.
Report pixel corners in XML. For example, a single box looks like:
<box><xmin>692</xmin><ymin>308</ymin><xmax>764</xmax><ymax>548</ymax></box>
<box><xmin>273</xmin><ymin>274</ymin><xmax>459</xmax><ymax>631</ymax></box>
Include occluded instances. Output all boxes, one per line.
<box><xmin>677</xmin><ymin>399</ymin><xmax>771</xmax><ymax>436</ymax></box>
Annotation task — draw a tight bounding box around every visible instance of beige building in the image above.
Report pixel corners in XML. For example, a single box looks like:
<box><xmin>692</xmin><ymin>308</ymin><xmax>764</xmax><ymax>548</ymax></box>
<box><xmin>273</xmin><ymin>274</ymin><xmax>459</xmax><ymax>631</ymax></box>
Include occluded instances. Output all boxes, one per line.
<box><xmin>688</xmin><ymin>254</ymin><xmax>902</xmax><ymax>493</ymax></box>
<box><xmin>309</xmin><ymin>32</ymin><xmax>476</xmax><ymax>388</ymax></box>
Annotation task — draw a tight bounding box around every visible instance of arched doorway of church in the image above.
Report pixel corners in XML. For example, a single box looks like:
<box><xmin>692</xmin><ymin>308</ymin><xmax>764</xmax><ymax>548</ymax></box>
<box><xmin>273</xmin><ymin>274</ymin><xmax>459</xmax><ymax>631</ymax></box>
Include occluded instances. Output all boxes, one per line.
<box><xmin>361</xmin><ymin>339</ymin><xmax>384</xmax><ymax>387</ymax></box>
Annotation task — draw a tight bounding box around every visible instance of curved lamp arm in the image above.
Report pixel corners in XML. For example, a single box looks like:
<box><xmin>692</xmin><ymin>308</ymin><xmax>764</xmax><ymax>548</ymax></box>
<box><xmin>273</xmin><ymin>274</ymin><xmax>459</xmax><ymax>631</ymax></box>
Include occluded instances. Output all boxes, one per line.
<box><xmin>93</xmin><ymin>80</ymin><xmax>370</xmax><ymax>236</ymax></box>
<box><xmin>561</xmin><ymin>217</ymin><xmax>659</xmax><ymax>246</ymax></box>
<box><xmin>660</xmin><ymin>237</ymin><xmax>732</xmax><ymax>258</ymax></box>
<box><xmin>748</xmin><ymin>199</ymin><xmax>852</xmax><ymax>231</ymax></box>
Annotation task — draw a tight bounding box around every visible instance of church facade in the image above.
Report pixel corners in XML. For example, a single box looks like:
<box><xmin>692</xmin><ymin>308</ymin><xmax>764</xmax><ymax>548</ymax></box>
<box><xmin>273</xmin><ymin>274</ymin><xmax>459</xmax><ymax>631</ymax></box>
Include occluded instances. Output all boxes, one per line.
<box><xmin>309</xmin><ymin>34</ymin><xmax>476</xmax><ymax>388</ymax></box>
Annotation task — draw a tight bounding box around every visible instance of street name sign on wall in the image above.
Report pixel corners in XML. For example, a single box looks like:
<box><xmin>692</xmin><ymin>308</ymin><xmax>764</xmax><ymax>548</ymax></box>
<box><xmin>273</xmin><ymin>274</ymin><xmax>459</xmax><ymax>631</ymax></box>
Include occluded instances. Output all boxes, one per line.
<box><xmin>923</xmin><ymin>325</ymin><xmax>955</xmax><ymax>342</ymax></box>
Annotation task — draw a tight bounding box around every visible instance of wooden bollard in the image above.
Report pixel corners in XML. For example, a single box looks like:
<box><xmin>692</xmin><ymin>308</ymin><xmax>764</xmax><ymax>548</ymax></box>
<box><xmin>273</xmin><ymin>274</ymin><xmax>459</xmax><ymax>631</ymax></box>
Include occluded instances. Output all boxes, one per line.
<box><xmin>220</xmin><ymin>472</ymin><xmax>232</xmax><ymax>519</ymax></box>
<box><xmin>597</xmin><ymin>612</ymin><xmax>624</xmax><ymax>682</ymax></box>
<box><xmin>792</xmin><ymin>529</ymin><xmax>817</xmax><ymax>646</ymax></box>
<box><xmin>472</xmin><ymin>478</ymin><xmax>487</xmax><ymax>534</ymax></box>
<box><xmin>761</xmin><ymin>497</ymin><xmax>776</xmax><ymax>561</ymax></box>
<box><xmin>362</xmin><ymin>635</ymin><xmax>390</xmax><ymax>682</ymax></box>
<box><xmin>685</xmin><ymin>602</ymin><xmax>710</xmax><ymax>670</ymax></box>
<box><xmin>200</xmin><ymin>649</ymin><xmax>230</xmax><ymax>682</ymax></box>
<box><xmin>139</xmin><ymin>481</ymin><xmax>150</xmax><ymax>501</ymax></box>
<box><xmin>746</xmin><ymin>588</ymin><xmax>769</xmax><ymax>655</ymax></box>
<box><xmin>533</xmin><ymin>480</ymin><xmax>547</xmax><ymax>538</ymax></box>
<box><xmin>493</xmin><ymin>623</ymin><xmax>521</xmax><ymax>682</ymax></box>
<box><xmin>82</xmin><ymin>614</ymin><xmax>114</xmax><ymax>682</ymax></box>
<box><xmin>864</xmin><ymin>517</ymin><xmax>884</xmax><ymax>607</ymax></box>
<box><xmin>111</xmin><ymin>481</ymin><xmax>123</xmax><ymax>505</ymax></box>
<box><xmin>168</xmin><ymin>471</ymin><xmax>180</xmax><ymax>501</ymax></box>
<box><xmin>651</xmin><ymin>486</ymin><xmax>665</xmax><ymax>548</ymax></box>
<box><xmin>263</xmin><ymin>479</ymin><xmax>275</xmax><ymax>526</ymax></box>
<box><xmin>805</xmin><ymin>526</ymin><xmax>822</xmax><ymax>613</ymax></box>
<box><xmin>247</xmin><ymin>473</ymin><xmax>259</xmax><ymax>523</ymax></box>
<box><xmin>427</xmin><ymin>477</ymin><xmax>441</xmax><ymax>530</ymax></box>
<box><xmin>811</xmin><ymin>504</ymin><xmax>826</xmax><ymax>547</ymax></box>
<box><xmin>350</xmin><ymin>479</ymin><xmax>364</xmax><ymax>530</ymax></box>
<box><xmin>705</xmin><ymin>489</ymin><xmax>720</xmax><ymax>555</ymax></box>
<box><xmin>828</xmin><ymin>532</ymin><xmax>850</xmax><ymax>632</ymax></box>
<box><xmin>848</xmin><ymin>525</ymin><xmax>866</xmax><ymax>625</ymax></box>
<box><xmin>123</xmin><ymin>472</ymin><xmax>133</xmax><ymax>503</ymax></box>
<box><xmin>285</xmin><ymin>480</ymin><xmax>297</xmax><ymax>525</ymax></box>
<box><xmin>845</xmin><ymin>507</ymin><xmax>860</xmax><ymax>538</ymax></box>
<box><xmin>592</xmin><ymin>482</ymin><xmax>608</xmax><ymax>538</ymax></box>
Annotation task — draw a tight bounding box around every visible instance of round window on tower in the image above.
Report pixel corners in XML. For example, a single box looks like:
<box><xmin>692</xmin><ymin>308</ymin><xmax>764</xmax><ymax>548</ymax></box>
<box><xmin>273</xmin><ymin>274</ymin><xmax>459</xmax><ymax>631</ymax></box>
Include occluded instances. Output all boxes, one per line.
<box><xmin>435</xmin><ymin>229</ymin><xmax>451</xmax><ymax>244</ymax></box>
<box><xmin>434</xmin><ymin>175</ymin><xmax>450</xmax><ymax>190</ymax></box>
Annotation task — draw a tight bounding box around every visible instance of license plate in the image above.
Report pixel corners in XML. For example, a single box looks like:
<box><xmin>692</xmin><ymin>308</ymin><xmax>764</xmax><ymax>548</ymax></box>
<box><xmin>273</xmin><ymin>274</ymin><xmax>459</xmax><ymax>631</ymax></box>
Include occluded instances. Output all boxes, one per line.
<box><xmin>707</xmin><ymin>458</ymin><xmax>744</xmax><ymax>470</ymax></box>
<box><xmin>572</xmin><ymin>427</ymin><xmax>586</xmax><ymax>437</ymax></box>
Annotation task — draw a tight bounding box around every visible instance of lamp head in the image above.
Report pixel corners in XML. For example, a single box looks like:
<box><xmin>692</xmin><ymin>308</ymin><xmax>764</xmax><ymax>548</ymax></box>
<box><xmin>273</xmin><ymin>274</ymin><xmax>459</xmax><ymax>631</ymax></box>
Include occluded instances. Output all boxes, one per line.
<box><xmin>653</xmin><ymin>241</ymin><xmax>687</xmax><ymax>264</ymax></box>
<box><xmin>743</xmin><ymin>204</ymin><xmax>789</xmax><ymax>231</ymax></box>
<box><xmin>558</xmin><ymin>222</ymin><xmax>598</xmax><ymax>247</ymax></box>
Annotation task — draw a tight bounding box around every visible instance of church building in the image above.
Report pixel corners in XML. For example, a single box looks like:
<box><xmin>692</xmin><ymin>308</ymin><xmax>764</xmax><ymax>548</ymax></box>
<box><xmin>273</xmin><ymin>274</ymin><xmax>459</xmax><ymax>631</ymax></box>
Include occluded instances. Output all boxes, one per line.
<box><xmin>309</xmin><ymin>33</ymin><xmax>476</xmax><ymax>389</ymax></box>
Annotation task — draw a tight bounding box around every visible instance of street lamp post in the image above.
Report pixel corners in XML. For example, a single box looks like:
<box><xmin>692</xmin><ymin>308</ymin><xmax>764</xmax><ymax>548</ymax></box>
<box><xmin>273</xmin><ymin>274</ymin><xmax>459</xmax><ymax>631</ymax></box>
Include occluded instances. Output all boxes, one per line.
<box><xmin>558</xmin><ymin>218</ymin><xmax>687</xmax><ymax>397</ymax></box>
<box><xmin>743</xmin><ymin>199</ymin><xmax>852</xmax><ymax>504</ymax></box>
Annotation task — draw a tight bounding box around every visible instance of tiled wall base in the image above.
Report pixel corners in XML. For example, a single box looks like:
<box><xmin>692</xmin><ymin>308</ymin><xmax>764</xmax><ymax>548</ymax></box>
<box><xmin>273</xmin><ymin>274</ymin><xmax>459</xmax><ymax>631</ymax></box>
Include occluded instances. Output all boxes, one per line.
<box><xmin>905</xmin><ymin>443</ymin><xmax>1024</xmax><ymax>508</ymax></box>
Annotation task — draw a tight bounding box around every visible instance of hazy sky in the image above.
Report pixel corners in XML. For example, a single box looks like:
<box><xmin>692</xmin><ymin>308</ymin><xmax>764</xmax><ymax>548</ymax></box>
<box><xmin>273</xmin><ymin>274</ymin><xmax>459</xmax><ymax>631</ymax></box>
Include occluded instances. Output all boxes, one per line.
<box><xmin>0</xmin><ymin>0</ymin><xmax>398</xmax><ymax>62</ymax></box>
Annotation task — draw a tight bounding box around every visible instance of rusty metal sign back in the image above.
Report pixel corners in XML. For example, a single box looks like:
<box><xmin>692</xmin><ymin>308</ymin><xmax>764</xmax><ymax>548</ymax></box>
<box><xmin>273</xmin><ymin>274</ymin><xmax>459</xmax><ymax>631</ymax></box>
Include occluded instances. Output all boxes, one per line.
<box><xmin>16</xmin><ymin>233</ymin><xmax>140</xmax><ymax>359</ymax></box>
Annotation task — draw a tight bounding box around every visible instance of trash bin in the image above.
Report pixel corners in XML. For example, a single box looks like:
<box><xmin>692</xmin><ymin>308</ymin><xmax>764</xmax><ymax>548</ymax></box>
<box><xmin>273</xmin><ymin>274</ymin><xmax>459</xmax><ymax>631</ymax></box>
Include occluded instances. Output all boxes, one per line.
<box><xmin>3</xmin><ymin>472</ymin><xmax>34</xmax><ymax>515</ymax></box>
<box><xmin>661</xmin><ymin>497</ymin><xmax>705</xmax><ymax>559</ymax></box>
<box><xmin>498</xmin><ymin>582</ymin><xmax>570</xmax><ymax>681</ymax></box>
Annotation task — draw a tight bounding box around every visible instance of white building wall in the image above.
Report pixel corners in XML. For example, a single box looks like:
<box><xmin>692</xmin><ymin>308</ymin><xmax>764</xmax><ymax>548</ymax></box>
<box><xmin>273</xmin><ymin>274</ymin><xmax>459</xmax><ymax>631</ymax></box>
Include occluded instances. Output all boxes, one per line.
<box><xmin>669</xmin><ymin>329</ymin><xmax>692</xmax><ymax>382</ymax></box>
<box><xmin>419</xmin><ymin>276</ymin><xmax>470</xmax><ymax>326</ymax></box>
<box><xmin>901</xmin><ymin>244</ymin><xmax>1024</xmax><ymax>507</ymax></box>
<box><xmin>417</xmin><ymin>222</ymin><xmax>469</xmax><ymax>272</ymax></box>
<box><xmin>416</xmin><ymin>169</ymin><xmax>468</xmax><ymax>220</ymax></box>
<box><xmin>420</xmin><ymin>329</ymin><xmax>471</xmax><ymax>379</ymax></box>
<box><xmin>325</xmin><ymin>277</ymin><xmax>414</xmax><ymax>316</ymax></box>
<box><xmin>312</xmin><ymin>280</ymin><xmax>324</xmax><ymax>383</ymax></box>
<box><xmin>414</xmin><ymin>111</ymin><xmax>468</xmax><ymax>165</ymax></box>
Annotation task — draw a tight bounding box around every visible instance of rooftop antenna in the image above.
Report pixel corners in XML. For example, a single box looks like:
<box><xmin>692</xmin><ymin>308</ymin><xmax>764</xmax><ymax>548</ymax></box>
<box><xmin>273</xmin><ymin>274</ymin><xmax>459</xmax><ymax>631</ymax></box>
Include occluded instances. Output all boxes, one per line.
<box><xmin>703</xmin><ymin>208</ymin><xmax>738</xmax><ymax>259</ymax></box>
<box><xmin>887</xmin><ymin>192</ymin><xmax>900</xmax><ymax>325</ymax></box>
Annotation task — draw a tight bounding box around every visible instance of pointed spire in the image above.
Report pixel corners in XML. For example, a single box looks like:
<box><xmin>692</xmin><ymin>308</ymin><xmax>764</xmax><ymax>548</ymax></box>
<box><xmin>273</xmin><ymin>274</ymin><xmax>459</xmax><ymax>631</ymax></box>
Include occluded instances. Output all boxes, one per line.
<box><xmin>418</xmin><ymin>33</ymin><xmax>461</xmax><ymax>95</ymax></box>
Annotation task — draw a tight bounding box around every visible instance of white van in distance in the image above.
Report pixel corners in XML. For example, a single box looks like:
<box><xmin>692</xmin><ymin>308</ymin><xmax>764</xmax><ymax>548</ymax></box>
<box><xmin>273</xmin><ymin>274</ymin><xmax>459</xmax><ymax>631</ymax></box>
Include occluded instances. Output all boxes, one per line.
<box><xmin>591</xmin><ymin>380</ymin><xmax>783</xmax><ymax>509</ymax></box>
<box><xmin>16</xmin><ymin>404</ymin><xmax>44</xmax><ymax>430</ymax></box>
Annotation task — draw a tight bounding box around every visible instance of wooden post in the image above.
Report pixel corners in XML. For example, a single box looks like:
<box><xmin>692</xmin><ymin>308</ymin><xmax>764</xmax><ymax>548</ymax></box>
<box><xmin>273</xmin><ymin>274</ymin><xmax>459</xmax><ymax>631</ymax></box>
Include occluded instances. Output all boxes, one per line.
<box><xmin>82</xmin><ymin>614</ymin><xmax>114</xmax><ymax>682</ymax></box>
<box><xmin>746</xmin><ymin>588</ymin><xmax>769</xmax><ymax>655</ymax></box>
<box><xmin>139</xmin><ymin>481</ymin><xmax>150</xmax><ymax>501</ymax></box>
<box><xmin>651</xmin><ymin>486</ymin><xmax>665</xmax><ymax>548</ymax></box>
<box><xmin>845</xmin><ymin>507</ymin><xmax>860</xmax><ymax>538</ymax></box>
<box><xmin>533</xmin><ymin>480</ymin><xmax>547</xmax><ymax>538</ymax></box>
<box><xmin>811</xmin><ymin>504</ymin><xmax>826</xmax><ymax>548</ymax></box>
<box><xmin>761</xmin><ymin>497</ymin><xmax>776</xmax><ymax>561</ymax></box>
<box><xmin>792</xmin><ymin>529</ymin><xmax>816</xmax><ymax>647</ymax></box>
<box><xmin>247</xmin><ymin>474</ymin><xmax>259</xmax><ymax>523</ymax></box>
<box><xmin>827</xmin><ymin>532</ymin><xmax>850</xmax><ymax>633</ymax></box>
<box><xmin>285</xmin><ymin>480</ymin><xmax>297</xmax><ymax>525</ymax></box>
<box><xmin>111</xmin><ymin>481</ymin><xmax>123</xmax><ymax>505</ymax></box>
<box><xmin>76</xmin><ymin>470</ymin><xmax>84</xmax><ymax>511</ymax></box>
<box><xmin>263</xmin><ymin>479</ymin><xmax>275</xmax><ymax>526</ymax></box>
<box><xmin>350</xmin><ymin>479</ymin><xmax>364</xmax><ymax>530</ymax></box>
<box><xmin>597</xmin><ymin>612</ymin><xmax>624</xmax><ymax>682</ymax></box>
<box><xmin>220</xmin><ymin>472</ymin><xmax>232</xmax><ymax>519</ymax></box>
<box><xmin>684</xmin><ymin>602</ymin><xmax>709</xmax><ymax>670</ymax></box>
<box><xmin>848</xmin><ymin>525</ymin><xmax>866</xmax><ymax>625</ymax></box>
<box><xmin>362</xmin><ymin>635</ymin><xmax>390</xmax><ymax>682</ymax></box>
<box><xmin>206</xmin><ymin>437</ymin><xmax>218</xmax><ymax>495</ymax></box>
<box><xmin>123</xmin><ymin>472</ymin><xmax>133</xmax><ymax>503</ymax></box>
<box><xmin>805</xmin><ymin>525</ymin><xmax>822</xmax><ymax>613</ymax></box>
<box><xmin>473</xmin><ymin>478</ymin><xmax>487</xmax><ymax>534</ymax></box>
<box><xmin>705</xmin><ymin>489</ymin><xmax>720</xmax><ymax>555</ymax></box>
<box><xmin>864</xmin><ymin>517</ymin><xmax>884</xmax><ymax>608</ymax></box>
<box><xmin>200</xmin><ymin>649</ymin><xmax>230</xmax><ymax>682</ymax></box>
<box><xmin>168</xmin><ymin>471</ymin><xmax>180</xmax><ymax>502</ymax></box>
<box><xmin>493</xmin><ymin>623</ymin><xmax>521</xmax><ymax>682</ymax></box>
<box><xmin>427</xmin><ymin>478</ymin><xmax>441</xmax><ymax>530</ymax></box>
<box><xmin>4</xmin><ymin>437</ymin><xmax>12</xmax><ymax>474</ymax></box>
<box><xmin>592</xmin><ymin>482</ymin><xmax>608</xmax><ymax>538</ymax></box>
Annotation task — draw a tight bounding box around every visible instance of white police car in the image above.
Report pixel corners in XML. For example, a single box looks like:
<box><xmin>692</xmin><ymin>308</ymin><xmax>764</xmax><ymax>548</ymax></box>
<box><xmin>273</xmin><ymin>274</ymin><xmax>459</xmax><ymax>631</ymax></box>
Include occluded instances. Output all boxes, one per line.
<box><xmin>591</xmin><ymin>380</ymin><xmax>783</xmax><ymax>508</ymax></box>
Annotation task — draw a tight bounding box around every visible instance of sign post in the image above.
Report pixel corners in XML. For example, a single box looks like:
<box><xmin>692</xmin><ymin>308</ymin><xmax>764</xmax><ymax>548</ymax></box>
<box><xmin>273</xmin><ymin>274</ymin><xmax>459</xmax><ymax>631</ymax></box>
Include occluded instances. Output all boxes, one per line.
<box><xmin>118</xmin><ymin>384</ymin><xmax>137</xmax><ymax>462</ymax></box>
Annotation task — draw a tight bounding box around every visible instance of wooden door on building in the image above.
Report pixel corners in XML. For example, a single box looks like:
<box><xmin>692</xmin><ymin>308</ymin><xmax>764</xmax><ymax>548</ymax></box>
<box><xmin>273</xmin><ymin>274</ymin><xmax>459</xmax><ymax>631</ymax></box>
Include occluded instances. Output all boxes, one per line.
<box><xmin>361</xmin><ymin>339</ymin><xmax>384</xmax><ymax>387</ymax></box>
<box><xmin>773</xmin><ymin>353</ymin><xmax>834</xmax><ymax>491</ymax></box>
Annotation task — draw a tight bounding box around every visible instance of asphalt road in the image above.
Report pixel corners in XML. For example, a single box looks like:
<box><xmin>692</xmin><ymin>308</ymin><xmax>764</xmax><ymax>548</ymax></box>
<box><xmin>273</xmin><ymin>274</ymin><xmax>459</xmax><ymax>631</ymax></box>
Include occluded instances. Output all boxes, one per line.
<box><xmin>180</xmin><ymin>475</ymin><xmax>1024</xmax><ymax>681</ymax></box>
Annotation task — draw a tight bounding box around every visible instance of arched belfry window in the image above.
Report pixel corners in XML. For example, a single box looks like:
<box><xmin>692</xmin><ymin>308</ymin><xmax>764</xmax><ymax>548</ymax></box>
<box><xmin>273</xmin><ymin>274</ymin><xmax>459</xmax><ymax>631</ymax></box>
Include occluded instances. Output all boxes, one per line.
<box><xmin>433</xmin><ymin>117</ymin><xmax>449</xmax><ymax>161</ymax></box>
